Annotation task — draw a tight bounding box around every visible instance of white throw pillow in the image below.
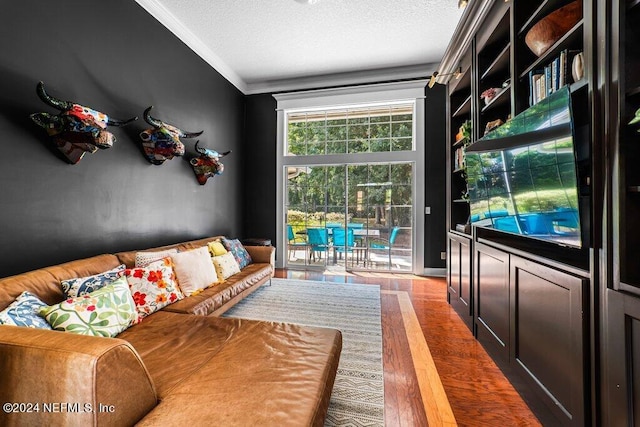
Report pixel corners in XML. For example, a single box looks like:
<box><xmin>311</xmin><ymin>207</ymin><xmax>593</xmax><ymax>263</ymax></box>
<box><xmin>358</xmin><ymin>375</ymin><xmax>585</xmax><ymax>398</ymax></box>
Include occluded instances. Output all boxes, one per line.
<box><xmin>170</xmin><ymin>246</ymin><xmax>218</xmax><ymax>296</ymax></box>
<box><xmin>135</xmin><ymin>248</ymin><xmax>178</xmax><ymax>267</ymax></box>
<box><xmin>212</xmin><ymin>252</ymin><xmax>241</xmax><ymax>281</ymax></box>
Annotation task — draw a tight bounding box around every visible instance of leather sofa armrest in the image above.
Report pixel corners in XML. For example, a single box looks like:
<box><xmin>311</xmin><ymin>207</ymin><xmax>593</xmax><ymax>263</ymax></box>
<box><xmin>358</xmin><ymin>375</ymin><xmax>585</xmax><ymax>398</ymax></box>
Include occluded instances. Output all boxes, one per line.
<box><xmin>245</xmin><ymin>246</ymin><xmax>275</xmax><ymax>272</ymax></box>
<box><xmin>0</xmin><ymin>326</ymin><xmax>157</xmax><ymax>426</ymax></box>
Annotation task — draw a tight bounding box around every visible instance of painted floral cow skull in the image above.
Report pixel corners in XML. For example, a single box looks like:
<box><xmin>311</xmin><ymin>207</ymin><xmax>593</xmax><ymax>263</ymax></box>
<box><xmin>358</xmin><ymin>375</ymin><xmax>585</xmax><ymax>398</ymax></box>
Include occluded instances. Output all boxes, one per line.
<box><xmin>189</xmin><ymin>141</ymin><xmax>231</xmax><ymax>185</ymax></box>
<box><xmin>30</xmin><ymin>82</ymin><xmax>137</xmax><ymax>164</ymax></box>
<box><xmin>139</xmin><ymin>106</ymin><xmax>203</xmax><ymax>165</ymax></box>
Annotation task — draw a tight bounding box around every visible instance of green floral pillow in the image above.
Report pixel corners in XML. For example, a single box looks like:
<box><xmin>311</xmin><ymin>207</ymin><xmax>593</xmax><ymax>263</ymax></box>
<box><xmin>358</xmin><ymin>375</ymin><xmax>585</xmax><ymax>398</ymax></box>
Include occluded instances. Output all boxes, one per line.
<box><xmin>39</xmin><ymin>276</ymin><xmax>137</xmax><ymax>337</ymax></box>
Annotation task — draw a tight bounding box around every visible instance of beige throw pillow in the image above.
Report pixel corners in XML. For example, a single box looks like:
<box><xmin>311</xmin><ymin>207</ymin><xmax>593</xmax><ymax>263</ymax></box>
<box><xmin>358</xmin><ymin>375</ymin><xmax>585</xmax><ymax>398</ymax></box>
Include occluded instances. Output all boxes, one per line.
<box><xmin>212</xmin><ymin>252</ymin><xmax>241</xmax><ymax>281</ymax></box>
<box><xmin>170</xmin><ymin>246</ymin><xmax>218</xmax><ymax>296</ymax></box>
<box><xmin>135</xmin><ymin>248</ymin><xmax>178</xmax><ymax>267</ymax></box>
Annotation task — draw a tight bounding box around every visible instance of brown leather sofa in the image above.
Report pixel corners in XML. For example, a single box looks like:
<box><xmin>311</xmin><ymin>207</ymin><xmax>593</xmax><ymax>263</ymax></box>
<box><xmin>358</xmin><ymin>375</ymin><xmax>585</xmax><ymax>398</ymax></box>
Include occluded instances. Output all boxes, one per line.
<box><xmin>0</xmin><ymin>236</ymin><xmax>342</xmax><ymax>426</ymax></box>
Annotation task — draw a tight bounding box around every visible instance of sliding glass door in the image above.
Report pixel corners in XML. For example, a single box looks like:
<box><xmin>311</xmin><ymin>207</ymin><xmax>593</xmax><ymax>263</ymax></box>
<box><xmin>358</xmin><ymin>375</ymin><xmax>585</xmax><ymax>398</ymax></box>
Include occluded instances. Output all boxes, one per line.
<box><xmin>275</xmin><ymin>80</ymin><xmax>426</xmax><ymax>273</ymax></box>
<box><xmin>286</xmin><ymin>162</ymin><xmax>413</xmax><ymax>272</ymax></box>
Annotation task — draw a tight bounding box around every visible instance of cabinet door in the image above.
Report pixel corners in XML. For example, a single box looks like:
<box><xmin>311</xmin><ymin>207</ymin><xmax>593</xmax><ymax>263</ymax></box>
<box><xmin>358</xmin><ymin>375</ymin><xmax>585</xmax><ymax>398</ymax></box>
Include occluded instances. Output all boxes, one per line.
<box><xmin>603</xmin><ymin>289</ymin><xmax>640</xmax><ymax>426</ymax></box>
<box><xmin>448</xmin><ymin>233</ymin><xmax>473</xmax><ymax>331</ymax></box>
<box><xmin>474</xmin><ymin>242</ymin><xmax>510</xmax><ymax>362</ymax></box>
<box><xmin>510</xmin><ymin>255</ymin><xmax>587</xmax><ymax>426</ymax></box>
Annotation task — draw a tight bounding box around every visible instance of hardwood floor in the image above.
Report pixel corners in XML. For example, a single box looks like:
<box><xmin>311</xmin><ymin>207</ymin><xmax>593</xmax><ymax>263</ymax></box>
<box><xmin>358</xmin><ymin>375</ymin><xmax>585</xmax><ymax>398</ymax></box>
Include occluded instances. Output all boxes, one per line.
<box><xmin>274</xmin><ymin>269</ymin><xmax>540</xmax><ymax>426</ymax></box>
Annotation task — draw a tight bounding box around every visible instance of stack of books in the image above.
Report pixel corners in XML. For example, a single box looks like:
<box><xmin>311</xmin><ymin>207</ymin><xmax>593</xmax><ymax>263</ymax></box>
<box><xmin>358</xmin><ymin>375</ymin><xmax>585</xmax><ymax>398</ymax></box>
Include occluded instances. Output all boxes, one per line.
<box><xmin>528</xmin><ymin>49</ymin><xmax>582</xmax><ymax>106</ymax></box>
<box><xmin>454</xmin><ymin>147</ymin><xmax>465</xmax><ymax>171</ymax></box>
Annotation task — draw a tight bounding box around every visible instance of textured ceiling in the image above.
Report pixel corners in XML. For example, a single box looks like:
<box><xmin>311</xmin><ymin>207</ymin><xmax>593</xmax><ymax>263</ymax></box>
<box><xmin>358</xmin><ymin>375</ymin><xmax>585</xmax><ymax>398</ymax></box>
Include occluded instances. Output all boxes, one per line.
<box><xmin>136</xmin><ymin>0</ymin><xmax>464</xmax><ymax>93</ymax></box>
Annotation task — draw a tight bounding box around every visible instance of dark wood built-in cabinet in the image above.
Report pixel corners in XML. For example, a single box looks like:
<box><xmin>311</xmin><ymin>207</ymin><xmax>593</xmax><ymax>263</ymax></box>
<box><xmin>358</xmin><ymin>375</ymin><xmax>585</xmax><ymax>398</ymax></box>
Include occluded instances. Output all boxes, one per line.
<box><xmin>601</xmin><ymin>0</ymin><xmax>640</xmax><ymax>424</ymax></box>
<box><xmin>441</xmin><ymin>0</ymin><xmax>611</xmax><ymax>424</ymax></box>
<box><xmin>447</xmin><ymin>232</ymin><xmax>473</xmax><ymax>331</ymax></box>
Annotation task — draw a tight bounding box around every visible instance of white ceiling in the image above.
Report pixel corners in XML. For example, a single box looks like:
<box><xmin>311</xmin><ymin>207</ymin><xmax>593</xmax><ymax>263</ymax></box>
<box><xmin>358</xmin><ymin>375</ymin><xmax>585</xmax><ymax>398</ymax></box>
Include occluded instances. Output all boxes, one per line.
<box><xmin>135</xmin><ymin>0</ymin><xmax>464</xmax><ymax>94</ymax></box>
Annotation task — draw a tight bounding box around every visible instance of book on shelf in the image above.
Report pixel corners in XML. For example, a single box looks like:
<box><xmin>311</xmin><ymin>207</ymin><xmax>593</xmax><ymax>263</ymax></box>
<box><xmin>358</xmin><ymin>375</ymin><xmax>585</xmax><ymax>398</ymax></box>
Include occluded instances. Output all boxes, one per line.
<box><xmin>454</xmin><ymin>147</ymin><xmax>465</xmax><ymax>171</ymax></box>
<box><xmin>528</xmin><ymin>49</ymin><xmax>582</xmax><ymax>107</ymax></box>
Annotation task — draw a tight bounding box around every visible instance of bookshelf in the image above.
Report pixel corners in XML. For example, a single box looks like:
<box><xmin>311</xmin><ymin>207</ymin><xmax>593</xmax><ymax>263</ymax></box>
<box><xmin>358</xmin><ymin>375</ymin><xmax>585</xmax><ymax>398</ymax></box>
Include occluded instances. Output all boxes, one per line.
<box><xmin>442</xmin><ymin>0</ymin><xmax>593</xmax><ymax>424</ymax></box>
<box><xmin>476</xmin><ymin>7</ymin><xmax>512</xmax><ymax>139</ymax></box>
<box><xmin>447</xmin><ymin>55</ymin><xmax>473</xmax><ymax>234</ymax></box>
<box><xmin>615</xmin><ymin>0</ymin><xmax>640</xmax><ymax>290</ymax></box>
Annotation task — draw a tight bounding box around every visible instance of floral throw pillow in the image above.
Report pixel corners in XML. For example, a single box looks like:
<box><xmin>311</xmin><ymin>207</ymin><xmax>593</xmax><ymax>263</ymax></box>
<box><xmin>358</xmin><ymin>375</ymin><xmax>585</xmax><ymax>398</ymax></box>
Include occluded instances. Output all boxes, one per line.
<box><xmin>60</xmin><ymin>264</ymin><xmax>126</xmax><ymax>298</ymax></box>
<box><xmin>135</xmin><ymin>249</ymin><xmax>178</xmax><ymax>268</ymax></box>
<box><xmin>212</xmin><ymin>252</ymin><xmax>241</xmax><ymax>281</ymax></box>
<box><xmin>0</xmin><ymin>291</ymin><xmax>52</xmax><ymax>330</ymax></box>
<box><xmin>39</xmin><ymin>276</ymin><xmax>137</xmax><ymax>338</ymax></box>
<box><xmin>221</xmin><ymin>238</ymin><xmax>252</xmax><ymax>269</ymax></box>
<box><xmin>124</xmin><ymin>258</ymin><xmax>184</xmax><ymax>321</ymax></box>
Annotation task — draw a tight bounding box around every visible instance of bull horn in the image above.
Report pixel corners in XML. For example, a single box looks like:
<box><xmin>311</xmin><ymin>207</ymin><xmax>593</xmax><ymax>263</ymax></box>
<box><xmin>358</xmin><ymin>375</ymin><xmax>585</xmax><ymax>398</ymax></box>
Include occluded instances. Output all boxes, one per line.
<box><xmin>180</xmin><ymin>129</ymin><xmax>204</xmax><ymax>138</ymax></box>
<box><xmin>195</xmin><ymin>140</ymin><xmax>207</xmax><ymax>154</ymax></box>
<box><xmin>219</xmin><ymin>150</ymin><xmax>232</xmax><ymax>158</ymax></box>
<box><xmin>108</xmin><ymin>115</ymin><xmax>138</xmax><ymax>127</ymax></box>
<box><xmin>143</xmin><ymin>106</ymin><xmax>164</xmax><ymax>128</ymax></box>
<box><xmin>36</xmin><ymin>81</ymin><xmax>73</xmax><ymax>111</ymax></box>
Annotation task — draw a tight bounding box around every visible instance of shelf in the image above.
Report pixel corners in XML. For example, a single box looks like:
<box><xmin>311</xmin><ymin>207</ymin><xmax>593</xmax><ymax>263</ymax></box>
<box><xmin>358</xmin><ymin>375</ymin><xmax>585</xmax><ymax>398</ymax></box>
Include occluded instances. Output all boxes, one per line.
<box><xmin>453</xmin><ymin>199</ymin><xmax>470</xmax><ymax>203</ymax></box>
<box><xmin>450</xmin><ymin>67</ymin><xmax>472</xmax><ymax>94</ymax></box>
<box><xmin>627</xmin><ymin>86</ymin><xmax>640</xmax><ymax>97</ymax></box>
<box><xmin>571</xmin><ymin>79</ymin><xmax>587</xmax><ymax>92</ymax></box>
<box><xmin>518</xmin><ymin>0</ymin><xmax>577</xmax><ymax>36</ymax></box>
<box><xmin>453</xmin><ymin>137</ymin><xmax>469</xmax><ymax>148</ymax></box>
<box><xmin>481</xmin><ymin>44</ymin><xmax>511</xmax><ymax>81</ymax></box>
<box><xmin>519</xmin><ymin>20</ymin><xmax>583</xmax><ymax>79</ymax></box>
<box><xmin>452</xmin><ymin>95</ymin><xmax>472</xmax><ymax>117</ymax></box>
<box><xmin>481</xmin><ymin>85</ymin><xmax>511</xmax><ymax>114</ymax></box>
<box><xmin>453</xmin><ymin>168</ymin><xmax>466</xmax><ymax>174</ymax></box>
<box><xmin>450</xmin><ymin>228</ymin><xmax>472</xmax><ymax>238</ymax></box>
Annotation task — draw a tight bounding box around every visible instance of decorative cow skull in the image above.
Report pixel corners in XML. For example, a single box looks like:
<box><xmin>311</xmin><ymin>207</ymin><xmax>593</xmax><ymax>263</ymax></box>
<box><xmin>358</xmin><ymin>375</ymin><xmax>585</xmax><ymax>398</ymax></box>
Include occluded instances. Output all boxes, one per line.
<box><xmin>30</xmin><ymin>82</ymin><xmax>137</xmax><ymax>164</ymax></box>
<box><xmin>139</xmin><ymin>106</ymin><xmax>203</xmax><ymax>165</ymax></box>
<box><xmin>189</xmin><ymin>141</ymin><xmax>231</xmax><ymax>185</ymax></box>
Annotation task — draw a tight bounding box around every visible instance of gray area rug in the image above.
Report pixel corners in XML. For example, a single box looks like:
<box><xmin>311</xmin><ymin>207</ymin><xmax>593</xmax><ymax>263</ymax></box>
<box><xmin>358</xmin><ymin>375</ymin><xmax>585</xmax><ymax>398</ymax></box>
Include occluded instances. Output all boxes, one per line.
<box><xmin>223</xmin><ymin>278</ymin><xmax>384</xmax><ymax>427</ymax></box>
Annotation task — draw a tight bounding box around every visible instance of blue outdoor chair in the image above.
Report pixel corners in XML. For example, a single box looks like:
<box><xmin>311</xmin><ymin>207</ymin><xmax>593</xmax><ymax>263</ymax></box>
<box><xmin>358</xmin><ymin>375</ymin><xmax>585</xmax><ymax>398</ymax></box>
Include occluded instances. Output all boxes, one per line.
<box><xmin>307</xmin><ymin>228</ymin><xmax>330</xmax><ymax>262</ymax></box>
<box><xmin>287</xmin><ymin>224</ymin><xmax>308</xmax><ymax>260</ymax></box>
<box><xmin>369</xmin><ymin>226</ymin><xmax>401</xmax><ymax>267</ymax></box>
<box><xmin>332</xmin><ymin>228</ymin><xmax>355</xmax><ymax>263</ymax></box>
<box><xmin>370</xmin><ymin>226</ymin><xmax>400</xmax><ymax>250</ymax></box>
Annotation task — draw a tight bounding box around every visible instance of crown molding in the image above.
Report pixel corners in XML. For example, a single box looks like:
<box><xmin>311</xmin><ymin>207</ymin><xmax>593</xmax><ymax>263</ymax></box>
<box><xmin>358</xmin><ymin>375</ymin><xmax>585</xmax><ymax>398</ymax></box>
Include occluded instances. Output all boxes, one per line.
<box><xmin>134</xmin><ymin>0</ymin><xmax>248</xmax><ymax>93</ymax></box>
<box><xmin>246</xmin><ymin>63</ymin><xmax>438</xmax><ymax>95</ymax></box>
<box><xmin>135</xmin><ymin>0</ymin><xmax>441</xmax><ymax>96</ymax></box>
<box><xmin>437</xmin><ymin>0</ymin><xmax>495</xmax><ymax>84</ymax></box>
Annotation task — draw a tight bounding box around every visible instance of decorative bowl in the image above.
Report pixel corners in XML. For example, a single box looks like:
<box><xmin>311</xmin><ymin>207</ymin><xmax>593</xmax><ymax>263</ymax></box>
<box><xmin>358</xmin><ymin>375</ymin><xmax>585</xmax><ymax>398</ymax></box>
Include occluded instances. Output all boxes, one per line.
<box><xmin>525</xmin><ymin>1</ymin><xmax>582</xmax><ymax>57</ymax></box>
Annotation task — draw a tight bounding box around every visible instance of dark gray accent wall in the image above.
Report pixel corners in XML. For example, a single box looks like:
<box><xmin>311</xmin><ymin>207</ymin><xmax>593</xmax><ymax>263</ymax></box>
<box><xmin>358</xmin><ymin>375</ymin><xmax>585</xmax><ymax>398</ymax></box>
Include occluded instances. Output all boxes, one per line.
<box><xmin>242</xmin><ymin>94</ymin><xmax>278</xmax><ymax>244</ymax></box>
<box><xmin>424</xmin><ymin>83</ymin><xmax>447</xmax><ymax>270</ymax></box>
<box><xmin>241</xmin><ymin>84</ymin><xmax>447</xmax><ymax>272</ymax></box>
<box><xmin>0</xmin><ymin>0</ymin><xmax>244</xmax><ymax>277</ymax></box>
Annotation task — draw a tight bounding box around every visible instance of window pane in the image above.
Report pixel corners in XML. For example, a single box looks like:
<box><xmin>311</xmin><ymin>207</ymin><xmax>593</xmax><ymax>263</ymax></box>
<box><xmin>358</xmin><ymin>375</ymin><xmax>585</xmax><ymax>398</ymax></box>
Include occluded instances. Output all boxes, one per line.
<box><xmin>286</xmin><ymin>103</ymin><xmax>413</xmax><ymax>155</ymax></box>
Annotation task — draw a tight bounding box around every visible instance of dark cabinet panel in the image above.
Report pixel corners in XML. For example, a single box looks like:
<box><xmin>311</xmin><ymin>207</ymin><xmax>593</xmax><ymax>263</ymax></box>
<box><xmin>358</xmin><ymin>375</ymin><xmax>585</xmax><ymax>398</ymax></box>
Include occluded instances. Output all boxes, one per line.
<box><xmin>475</xmin><ymin>242</ymin><xmax>510</xmax><ymax>361</ymax></box>
<box><xmin>448</xmin><ymin>232</ymin><xmax>473</xmax><ymax>331</ymax></box>
<box><xmin>510</xmin><ymin>256</ymin><xmax>587</xmax><ymax>426</ymax></box>
<box><xmin>603</xmin><ymin>289</ymin><xmax>640</xmax><ymax>426</ymax></box>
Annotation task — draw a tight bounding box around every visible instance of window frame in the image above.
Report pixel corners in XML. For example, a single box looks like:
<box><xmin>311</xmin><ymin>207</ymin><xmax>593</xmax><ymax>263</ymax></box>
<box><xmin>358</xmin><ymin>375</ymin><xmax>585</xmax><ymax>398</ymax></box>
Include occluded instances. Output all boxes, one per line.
<box><xmin>274</xmin><ymin>80</ymin><xmax>427</xmax><ymax>273</ymax></box>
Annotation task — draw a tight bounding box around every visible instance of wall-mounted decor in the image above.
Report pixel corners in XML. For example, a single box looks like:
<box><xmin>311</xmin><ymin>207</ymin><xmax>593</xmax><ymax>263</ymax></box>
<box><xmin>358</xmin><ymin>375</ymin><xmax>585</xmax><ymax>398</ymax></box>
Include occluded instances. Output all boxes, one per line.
<box><xmin>189</xmin><ymin>141</ymin><xmax>231</xmax><ymax>185</ymax></box>
<box><xmin>139</xmin><ymin>106</ymin><xmax>203</xmax><ymax>165</ymax></box>
<box><xmin>630</xmin><ymin>108</ymin><xmax>640</xmax><ymax>132</ymax></box>
<box><xmin>30</xmin><ymin>82</ymin><xmax>138</xmax><ymax>164</ymax></box>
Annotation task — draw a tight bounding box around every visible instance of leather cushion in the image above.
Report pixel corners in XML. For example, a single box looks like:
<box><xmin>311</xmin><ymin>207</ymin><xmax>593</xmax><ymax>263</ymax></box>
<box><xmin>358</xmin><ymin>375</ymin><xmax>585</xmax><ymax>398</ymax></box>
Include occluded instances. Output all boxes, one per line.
<box><xmin>119</xmin><ymin>311</ymin><xmax>342</xmax><ymax>427</ymax></box>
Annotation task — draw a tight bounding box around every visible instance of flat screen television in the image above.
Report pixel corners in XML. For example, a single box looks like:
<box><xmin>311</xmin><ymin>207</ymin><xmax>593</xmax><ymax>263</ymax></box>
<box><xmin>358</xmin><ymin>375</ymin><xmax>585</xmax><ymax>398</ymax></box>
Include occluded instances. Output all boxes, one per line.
<box><xmin>465</xmin><ymin>86</ymin><xmax>582</xmax><ymax>248</ymax></box>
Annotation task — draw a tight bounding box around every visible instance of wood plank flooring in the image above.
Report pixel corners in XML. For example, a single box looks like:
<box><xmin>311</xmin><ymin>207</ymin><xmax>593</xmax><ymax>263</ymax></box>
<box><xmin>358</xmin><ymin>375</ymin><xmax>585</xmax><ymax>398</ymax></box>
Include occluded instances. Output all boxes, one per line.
<box><xmin>274</xmin><ymin>269</ymin><xmax>540</xmax><ymax>426</ymax></box>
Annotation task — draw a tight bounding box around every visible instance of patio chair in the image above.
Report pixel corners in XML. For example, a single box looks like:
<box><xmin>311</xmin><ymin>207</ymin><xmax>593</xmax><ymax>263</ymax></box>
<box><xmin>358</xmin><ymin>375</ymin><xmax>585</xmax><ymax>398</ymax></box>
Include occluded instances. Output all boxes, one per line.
<box><xmin>369</xmin><ymin>226</ymin><xmax>401</xmax><ymax>267</ymax></box>
<box><xmin>307</xmin><ymin>227</ymin><xmax>330</xmax><ymax>262</ymax></box>
<box><xmin>287</xmin><ymin>224</ymin><xmax>308</xmax><ymax>261</ymax></box>
<box><xmin>370</xmin><ymin>226</ymin><xmax>400</xmax><ymax>250</ymax></box>
<box><xmin>332</xmin><ymin>228</ymin><xmax>356</xmax><ymax>264</ymax></box>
